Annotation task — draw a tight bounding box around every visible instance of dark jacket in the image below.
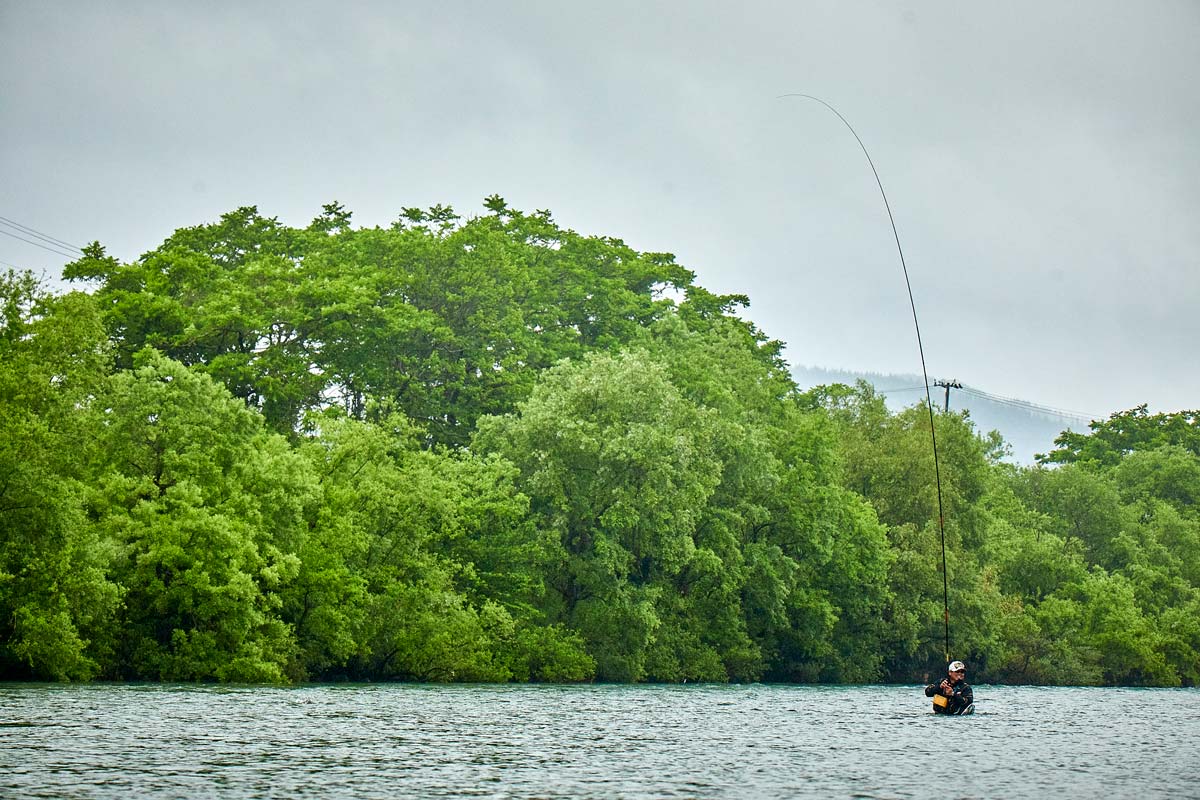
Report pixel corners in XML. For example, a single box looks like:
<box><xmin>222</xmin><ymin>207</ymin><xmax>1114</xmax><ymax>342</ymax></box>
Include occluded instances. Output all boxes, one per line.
<box><xmin>925</xmin><ymin>678</ymin><xmax>973</xmax><ymax>714</ymax></box>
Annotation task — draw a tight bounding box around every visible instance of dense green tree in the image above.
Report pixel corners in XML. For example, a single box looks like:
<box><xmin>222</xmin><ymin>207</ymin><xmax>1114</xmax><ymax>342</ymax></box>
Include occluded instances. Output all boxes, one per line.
<box><xmin>475</xmin><ymin>349</ymin><xmax>724</xmax><ymax>680</ymax></box>
<box><xmin>86</xmin><ymin>350</ymin><xmax>314</xmax><ymax>681</ymax></box>
<box><xmin>1040</xmin><ymin>405</ymin><xmax>1200</xmax><ymax>467</ymax></box>
<box><xmin>1003</xmin><ymin>416</ymin><xmax>1200</xmax><ymax>685</ymax></box>
<box><xmin>0</xmin><ymin>274</ymin><xmax>119</xmax><ymax>680</ymax></box>
<box><xmin>296</xmin><ymin>411</ymin><xmax>592</xmax><ymax>681</ymax></box>
<box><xmin>66</xmin><ymin>201</ymin><xmax>695</xmax><ymax>443</ymax></box>
<box><xmin>65</xmin><ymin>213</ymin><xmax>325</xmax><ymax>433</ymax></box>
<box><xmin>1015</xmin><ymin>465</ymin><xmax>1131</xmax><ymax>570</ymax></box>
<box><xmin>3</xmin><ymin>202</ymin><xmax>1194</xmax><ymax>687</ymax></box>
<box><xmin>476</xmin><ymin>321</ymin><xmax>897</xmax><ymax>683</ymax></box>
<box><xmin>802</xmin><ymin>382</ymin><xmax>1008</xmax><ymax>680</ymax></box>
<box><xmin>1112</xmin><ymin>445</ymin><xmax>1200</xmax><ymax>513</ymax></box>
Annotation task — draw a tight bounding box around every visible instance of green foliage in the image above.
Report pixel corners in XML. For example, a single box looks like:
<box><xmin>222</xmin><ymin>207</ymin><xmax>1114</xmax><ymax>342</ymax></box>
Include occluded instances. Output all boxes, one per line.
<box><xmin>66</xmin><ymin>202</ymin><xmax>694</xmax><ymax>443</ymax></box>
<box><xmin>803</xmin><ymin>379</ymin><xmax>1200</xmax><ymax>687</ymax></box>
<box><xmin>291</xmin><ymin>410</ymin><xmax>586</xmax><ymax>682</ymax></box>
<box><xmin>1040</xmin><ymin>405</ymin><xmax>1200</xmax><ymax>467</ymax></box>
<box><xmin>86</xmin><ymin>350</ymin><xmax>312</xmax><ymax>681</ymax></box>
<box><xmin>1112</xmin><ymin>445</ymin><xmax>1200</xmax><ymax>511</ymax></box>
<box><xmin>475</xmin><ymin>349</ymin><xmax>725</xmax><ymax>680</ymax></box>
<box><xmin>0</xmin><ymin>275</ymin><xmax>119</xmax><ymax>680</ymax></box>
<box><xmin>474</xmin><ymin>320</ymin><xmax>895</xmax><ymax>684</ymax></box>
<box><xmin>5</xmin><ymin>202</ymin><xmax>1197</xmax><ymax>687</ymax></box>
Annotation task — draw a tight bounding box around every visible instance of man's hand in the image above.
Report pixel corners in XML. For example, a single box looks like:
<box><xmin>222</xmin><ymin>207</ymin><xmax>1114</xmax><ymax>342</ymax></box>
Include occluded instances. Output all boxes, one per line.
<box><xmin>940</xmin><ymin>680</ymin><xmax>953</xmax><ymax>696</ymax></box>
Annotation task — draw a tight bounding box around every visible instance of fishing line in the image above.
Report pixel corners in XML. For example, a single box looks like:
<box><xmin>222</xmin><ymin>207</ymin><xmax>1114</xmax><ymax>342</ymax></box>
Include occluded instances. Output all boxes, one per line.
<box><xmin>779</xmin><ymin>93</ymin><xmax>951</xmax><ymax>664</ymax></box>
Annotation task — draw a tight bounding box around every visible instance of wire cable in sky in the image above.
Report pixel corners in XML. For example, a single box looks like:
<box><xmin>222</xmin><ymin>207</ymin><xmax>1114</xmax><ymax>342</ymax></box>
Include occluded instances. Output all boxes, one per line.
<box><xmin>875</xmin><ymin>385</ymin><xmax>930</xmax><ymax>394</ymax></box>
<box><xmin>858</xmin><ymin>381</ymin><xmax>1101</xmax><ymax>423</ymax></box>
<box><xmin>0</xmin><ymin>227</ymin><xmax>80</xmax><ymax>259</ymax></box>
<box><xmin>957</xmin><ymin>385</ymin><xmax>1101</xmax><ymax>422</ymax></box>
<box><xmin>0</xmin><ymin>215</ymin><xmax>82</xmax><ymax>252</ymax></box>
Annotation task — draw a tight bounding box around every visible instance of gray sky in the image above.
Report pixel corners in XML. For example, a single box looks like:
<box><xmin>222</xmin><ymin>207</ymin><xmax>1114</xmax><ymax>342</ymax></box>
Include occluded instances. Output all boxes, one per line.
<box><xmin>3</xmin><ymin>1</ymin><xmax>1197</xmax><ymax>418</ymax></box>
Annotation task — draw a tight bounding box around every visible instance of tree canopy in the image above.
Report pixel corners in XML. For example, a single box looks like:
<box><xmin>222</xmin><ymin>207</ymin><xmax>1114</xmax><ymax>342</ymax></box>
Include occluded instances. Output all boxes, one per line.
<box><xmin>2</xmin><ymin>201</ymin><xmax>1196</xmax><ymax>686</ymax></box>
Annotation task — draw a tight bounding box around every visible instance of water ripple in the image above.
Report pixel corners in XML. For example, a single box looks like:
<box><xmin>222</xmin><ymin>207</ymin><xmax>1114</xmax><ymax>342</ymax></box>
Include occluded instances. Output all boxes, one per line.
<box><xmin>0</xmin><ymin>684</ymin><xmax>1196</xmax><ymax>798</ymax></box>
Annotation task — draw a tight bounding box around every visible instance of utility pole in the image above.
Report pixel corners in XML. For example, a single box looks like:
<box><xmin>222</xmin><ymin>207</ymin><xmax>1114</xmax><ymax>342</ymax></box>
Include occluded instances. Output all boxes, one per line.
<box><xmin>933</xmin><ymin>379</ymin><xmax>963</xmax><ymax>412</ymax></box>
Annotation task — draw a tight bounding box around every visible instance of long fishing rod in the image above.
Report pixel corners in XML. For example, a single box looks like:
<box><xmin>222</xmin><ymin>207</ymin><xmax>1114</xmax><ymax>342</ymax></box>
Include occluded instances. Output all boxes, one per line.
<box><xmin>780</xmin><ymin>93</ymin><xmax>951</xmax><ymax>664</ymax></box>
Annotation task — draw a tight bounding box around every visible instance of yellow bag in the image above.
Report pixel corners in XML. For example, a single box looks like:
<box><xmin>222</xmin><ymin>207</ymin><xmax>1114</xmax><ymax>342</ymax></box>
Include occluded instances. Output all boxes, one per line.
<box><xmin>932</xmin><ymin>693</ymin><xmax>949</xmax><ymax>709</ymax></box>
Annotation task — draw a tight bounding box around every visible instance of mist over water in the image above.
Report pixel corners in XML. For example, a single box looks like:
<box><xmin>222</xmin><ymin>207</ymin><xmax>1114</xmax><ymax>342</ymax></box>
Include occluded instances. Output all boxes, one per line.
<box><xmin>2</xmin><ymin>684</ymin><xmax>1196</xmax><ymax>799</ymax></box>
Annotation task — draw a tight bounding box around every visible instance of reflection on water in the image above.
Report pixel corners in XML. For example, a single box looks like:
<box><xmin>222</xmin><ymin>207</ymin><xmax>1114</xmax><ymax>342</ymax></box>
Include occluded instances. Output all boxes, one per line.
<box><xmin>1</xmin><ymin>684</ymin><xmax>1197</xmax><ymax>798</ymax></box>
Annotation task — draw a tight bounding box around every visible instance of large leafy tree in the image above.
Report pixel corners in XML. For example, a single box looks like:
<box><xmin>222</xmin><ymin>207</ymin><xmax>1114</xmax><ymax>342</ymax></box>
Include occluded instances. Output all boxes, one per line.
<box><xmin>1040</xmin><ymin>405</ymin><xmax>1200</xmax><ymax>467</ymax></box>
<box><xmin>66</xmin><ymin>200</ymin><xmax>695</xmax><ymax>443</ymax></box>
<box><xmin>802</xmin><ymin>382</ymin><xmax>1014</xmax><ymax>680</ymax></box>
<box><xmin>65</xmin><ymin>211</ymin><xmax>326</xmax><ymax>433</ymax></box>
<box><xmin>292</xmin><ymin>411</ymin><xmax>592</xmax><ymax>682</ymax></box>
<box><xmin>475</xmin><ymin>349</ymin><xmax>725</xmax><ymax>680</ymax></box>
<box><xmin>0</xmin><ymin>273</ymin><xmax>118</xmax><ymax>680</ymax></box>
<box><xmin>992</xmin><ymin>401</ymin><xmax>1200</xmax><ymax>686</ymax></box>
<box><xmin>641</xmin><ymin>315</ymin><xmax>892</xmax><ymax>682</ymax></box>
<box><xmin>477</xmin><ymin>319</ymin><xmax>896</xmax><ymax>683</ymax></box>
<box><xmin>85</xmin><ymin>350</ymin><xmax>315</xmax><ymax>681</ymax></box>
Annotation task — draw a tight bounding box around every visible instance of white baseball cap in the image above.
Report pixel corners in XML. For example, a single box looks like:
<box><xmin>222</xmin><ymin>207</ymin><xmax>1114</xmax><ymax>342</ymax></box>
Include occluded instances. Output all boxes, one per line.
<box><xmin>949</xmin><ymin>660</ymin><xmax>966</xmax><ymax>672</ymax></box>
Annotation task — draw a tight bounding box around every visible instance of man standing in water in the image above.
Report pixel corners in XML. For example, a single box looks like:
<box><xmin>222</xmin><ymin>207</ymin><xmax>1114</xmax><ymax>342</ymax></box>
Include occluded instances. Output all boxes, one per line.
<box><xmin>925</xmin><ymin>661</ymin><xmax>974</xmax><ymax>714</ymax></box>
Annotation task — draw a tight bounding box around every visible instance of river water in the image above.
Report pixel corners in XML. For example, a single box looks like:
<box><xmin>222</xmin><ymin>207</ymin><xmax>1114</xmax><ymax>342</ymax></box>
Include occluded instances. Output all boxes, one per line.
<box><xmin>1</xmin><ymin>683</ymin><xmax>1197</xmax><ymax>799</ymax></box>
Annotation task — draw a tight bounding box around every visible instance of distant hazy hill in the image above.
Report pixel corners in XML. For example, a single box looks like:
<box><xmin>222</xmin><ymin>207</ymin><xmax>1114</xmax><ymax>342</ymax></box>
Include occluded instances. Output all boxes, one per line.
<box><xmin>791</xmin><ymin>366</ymin><xmax>1099</xmax><ymax>465</ymax></box>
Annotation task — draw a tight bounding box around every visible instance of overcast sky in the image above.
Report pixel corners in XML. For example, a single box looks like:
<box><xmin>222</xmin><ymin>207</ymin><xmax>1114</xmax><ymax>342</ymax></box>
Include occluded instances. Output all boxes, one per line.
<box><xmin>3</xmin><ymin>1</ymin><xmax>1197</xmax><ymax>418</ymax></box>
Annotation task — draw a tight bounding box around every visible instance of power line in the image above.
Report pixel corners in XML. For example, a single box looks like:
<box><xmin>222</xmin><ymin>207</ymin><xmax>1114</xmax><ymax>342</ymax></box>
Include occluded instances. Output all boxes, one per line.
<box><xmin>0</xmin><ymin>227</ymin><xmax>80</xmax><ymax>259</ymax></box>
<box><xmin>959</xmin><ymin>389</ymin><xmax>1044</xmax><ymax>414</ymax></box>
<box><xmin>0</xmin><ymin>215</ymin><xmax>82</xmax><ymax>252</ymax></box>
<box><xmin>874</xmin><ymin>384</ymin><xmax>929</xmax><ymax>394</ymax></box>
<box><xmin>957</xmin><ymin>385</ymin><xmax>1098</xmax><ymax>420</ymax></box>
<box><xmin>956</xmin><ymin>385</ymin><xmax>1100</xmax><ymax>422</ymax></box>
<box><xmin>862</xmin><ymin>380</ymin><xmax>1101</xmax><ymax>422</ymax></box>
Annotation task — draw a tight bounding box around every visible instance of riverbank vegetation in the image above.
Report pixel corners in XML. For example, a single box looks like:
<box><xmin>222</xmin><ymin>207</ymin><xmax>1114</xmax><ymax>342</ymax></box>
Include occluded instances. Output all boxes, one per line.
<box><xmin>2</xmin><ymin>200</ymin><xmax>1197</xmax><ymax>685</ymax></box>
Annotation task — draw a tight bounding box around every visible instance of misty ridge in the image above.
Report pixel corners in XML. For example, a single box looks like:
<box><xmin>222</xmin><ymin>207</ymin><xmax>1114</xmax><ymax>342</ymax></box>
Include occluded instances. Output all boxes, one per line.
<box><xmin>792</xmin><ymin>365</ymin><xmax>1095</xmax><ymax>465</ymax></box>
